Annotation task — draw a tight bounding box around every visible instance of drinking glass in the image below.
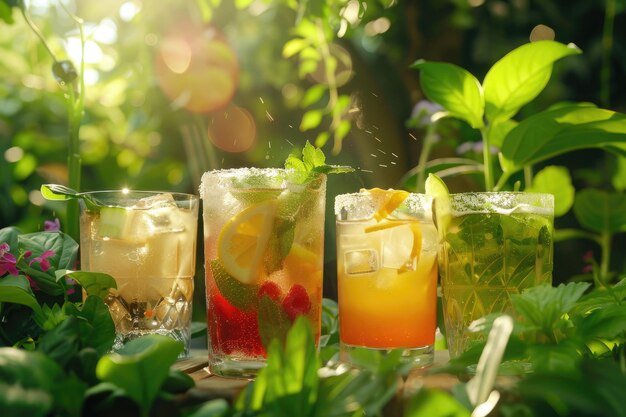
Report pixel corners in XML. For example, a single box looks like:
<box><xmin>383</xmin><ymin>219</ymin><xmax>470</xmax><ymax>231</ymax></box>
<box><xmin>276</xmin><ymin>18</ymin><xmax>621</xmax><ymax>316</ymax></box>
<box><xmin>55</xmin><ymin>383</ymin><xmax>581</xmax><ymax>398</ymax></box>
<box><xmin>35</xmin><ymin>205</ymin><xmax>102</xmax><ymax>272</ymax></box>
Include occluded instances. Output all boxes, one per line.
<box><xmin>437</xmin><ymin>192</ymin><xmax>554</xmax><ymax>358</ymax></box>
<box><xmin>200</xmin><ymin>168</ymin><xmax>326</xmax><ymax>378</ymax></box>
<box><xmin>79</xmin><ymin>190</ymin><xmax>199</xmax><ymax>357</ymax></box>
<box><xmin>335</xmin><ymin>190</ymin><xmax>438</xmax><ymax>368</ymax></box>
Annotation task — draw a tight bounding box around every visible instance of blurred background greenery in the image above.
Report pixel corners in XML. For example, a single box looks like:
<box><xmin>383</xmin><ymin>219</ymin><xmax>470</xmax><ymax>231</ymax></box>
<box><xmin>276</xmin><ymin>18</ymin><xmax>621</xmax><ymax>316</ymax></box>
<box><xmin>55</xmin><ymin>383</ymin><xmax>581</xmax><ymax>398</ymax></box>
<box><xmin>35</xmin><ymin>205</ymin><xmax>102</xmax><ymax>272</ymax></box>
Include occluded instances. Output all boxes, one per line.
<box><xmin>1</xmin><ymin>0</ymin><xmax>625</xmax><ymax>315</ymax></box>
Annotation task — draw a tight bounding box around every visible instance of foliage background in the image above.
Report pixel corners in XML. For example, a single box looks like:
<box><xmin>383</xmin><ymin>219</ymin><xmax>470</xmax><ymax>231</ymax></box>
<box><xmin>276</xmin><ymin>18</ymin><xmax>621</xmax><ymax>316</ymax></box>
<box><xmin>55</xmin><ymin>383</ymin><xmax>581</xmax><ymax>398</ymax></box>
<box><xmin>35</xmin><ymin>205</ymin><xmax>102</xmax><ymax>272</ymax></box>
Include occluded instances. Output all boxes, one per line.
<box><xmin>1</xmin><ymin>0</ymin><xmax>625</xmax><ymax>320</ymax></box>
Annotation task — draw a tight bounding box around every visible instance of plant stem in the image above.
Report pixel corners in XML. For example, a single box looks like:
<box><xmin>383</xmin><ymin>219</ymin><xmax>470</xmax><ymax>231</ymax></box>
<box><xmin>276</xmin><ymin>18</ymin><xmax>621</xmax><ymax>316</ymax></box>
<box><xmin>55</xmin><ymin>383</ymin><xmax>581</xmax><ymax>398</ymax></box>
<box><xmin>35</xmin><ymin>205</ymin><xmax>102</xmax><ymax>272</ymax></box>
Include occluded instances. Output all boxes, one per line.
<box><xmin>493</xmin><ymin>172</ymin><xmax>510</xmax><ymax>192</ymax></box>
<box><xmin>480</xmin><ymin>127</ymin><xmax>494</xmax><ymax>191</ymax></box>
<box><xmin>315</xmin><ymin>19</ymin><xmax>342</xmax><ymax>154</ymax></box>
<box><xmin>599</xmin><ymin>230</ymin><xmax>612</xmax><ymax>283</ymax></box>
<box><xmin>415</xmin><ymin>123</ymin><xmax>437</xmax><ymax>193</ymax></box>
<box><xmin>59</xmin><ymin>1</ymin><xmax>86</xmax><ymax>243</ymax></box>
<box><xmin>600</xmin><ymin>0</ymin><xmax>616</xmax><ymax>107</ymax></box>
<box><xmin>18</xmin><ymin>1</ymin><xmax>58</xmax><ymax>64</ymax></box>
<box><xmin>523</xmin><ymin>166</ymin><xmax>533</xmax><ymax>189</ymax></box>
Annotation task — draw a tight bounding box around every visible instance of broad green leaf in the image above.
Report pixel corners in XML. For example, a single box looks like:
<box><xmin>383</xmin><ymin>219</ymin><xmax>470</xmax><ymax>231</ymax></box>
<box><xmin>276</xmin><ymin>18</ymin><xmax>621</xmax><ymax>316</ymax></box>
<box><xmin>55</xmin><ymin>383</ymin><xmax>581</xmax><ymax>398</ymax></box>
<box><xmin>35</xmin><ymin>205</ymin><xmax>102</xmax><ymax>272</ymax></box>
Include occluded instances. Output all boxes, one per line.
<box><xmin>188</xmin><ymin>399</ymin><xmax>230</xmax><ymax>417</ymax></box>
<box><xmin>525</xmin><ymin>166</ymin><xmax>574</xmax><ymax>216</ymax></box>
<box><xmin>527</xmin><ymin>340</ymin><xmax>581</xmax><ymax>373</ymax></box>
<box><xmin>260</xmin><ymin>318</ymin><xmax>319</xmax><ymax>416</ymax></box>
<box><xmin>573</xmin><ymin>189</ymin><xmax>626</xmax><ymax>233</ymax></box>
<box><xmin>487</xmin><ymin>119</ymin><xmax>517</xmax><ymax>148</ymax></box>
<box><xmin>40</xmin><ymin>184</ymin><xmax>100</xmax><ymax>211</ymax></box>
<box><xmin>500</xmin><ymin>106</ymin><xmax>626</xmax><ymax>175</ymax></box>
<box><xmin>0</xmin><ymin>347</ymin><xmax>63</xmax><ymax>389</ymax></box>
<box><xmin>612</xmin><ymin>156</ymin><xmax>626</xmax><ymax>191</ymax></box>
<box><xmin>96</xmin><ymin>335</ymin><xmax>183</xmax><ymax>413</ymax></box>
<box><xmin>64</xmin><ymin>296</ymin><xmax>116</xmax><ymax>355</ymax></box>
<box><xmin>570</xmin><ymin>279</ymin><xmax>626</xmax><ymax>316</ymax></box>
<box><xmin>37</xmin><ymin>316</ymin><xmax>81</xmax><ymax>367</ymax></box>
<box><xmin>300</xmin><ymin>109</ymin><xmax>324</xmax><ymax>131</ymax></box>
<box><xmin>483</xmin><ymin>41</ymin><xmax>581</xmax><ymax>122</ymax></box>
<box><xmin>0</xmin><ymin>382</ymin><xmax>51</xmax><ymax>417</ymax></box>
<box><xmin>0</xmin><ymin>275</ymin><xmax>42</xmax><ymax>315</ymax></box>
<box><xmin>0</xmin><ymin>226</ymin><xmax>20</xmax><ymax>250</ymax></box>
<box><xmin>17</xmin><ymin>232</ymin><xmax>78</xmax><ymax>295</ymax></box>
<box><xmin>401</xmin><ymin>158</ymin><xmax>483</xmax><ymax>192</ymax></box>
<box><xmin>161</xmin><ymin>369</ymin><xmax>195</xmax><ymax>394</ymax></box>
<box><xmin>0</xmin><ymin>2</ymin><xmax>15</xmax><ymax>25</ymax></box>
<box><xmin>57</xmin><ymin>270</ymin><xmax>117</xmax><ymax>299</ymax></box>
<box><xmin>404</xmin><ymin>387</ymin><xmax>470</xmax><ymax>417</ymax></box>
<box><xmin>411</xmin><ymin>60</ymin><xmax>484</xmax><ymax>129</ymax></box>
<box><xmin>299</xmin><ymin>59</ymin><xmax>318</xmax><ymax>78</ymax></box>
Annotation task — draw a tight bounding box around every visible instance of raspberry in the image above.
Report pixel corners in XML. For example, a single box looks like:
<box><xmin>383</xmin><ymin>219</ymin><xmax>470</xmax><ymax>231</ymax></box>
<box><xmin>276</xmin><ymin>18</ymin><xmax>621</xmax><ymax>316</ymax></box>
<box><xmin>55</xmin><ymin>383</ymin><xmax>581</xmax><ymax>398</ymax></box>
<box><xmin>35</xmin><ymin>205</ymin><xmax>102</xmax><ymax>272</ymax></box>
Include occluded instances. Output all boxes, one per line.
<box><xmin>209</xmin><ymin>292</ymin><xmax>265</xmax><ymax>356</ymax></box>
<box><xmin>282</xmin><ymin>284</ymin><xmax>311</xmax><ymax>321</ymax></box>
<box><xmin>258</xmin><ymin>281</ymin><xmax>282</xmax><ymax>302</ymax></box>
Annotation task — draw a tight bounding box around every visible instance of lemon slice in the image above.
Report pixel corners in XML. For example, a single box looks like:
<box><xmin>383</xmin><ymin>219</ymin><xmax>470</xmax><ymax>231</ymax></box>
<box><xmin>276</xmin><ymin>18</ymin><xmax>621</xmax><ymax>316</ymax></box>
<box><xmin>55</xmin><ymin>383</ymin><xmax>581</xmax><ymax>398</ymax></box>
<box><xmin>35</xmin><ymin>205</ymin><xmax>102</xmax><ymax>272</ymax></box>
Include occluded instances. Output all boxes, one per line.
<box><xmin>362</xmin><ymin>188</ymin><xmax>410</xmax><ymax>222</ymax></box>
<box><xmin>217</xmin><ymin>200</ymin><xmax>277</xmax><ymax>284</ymax></box>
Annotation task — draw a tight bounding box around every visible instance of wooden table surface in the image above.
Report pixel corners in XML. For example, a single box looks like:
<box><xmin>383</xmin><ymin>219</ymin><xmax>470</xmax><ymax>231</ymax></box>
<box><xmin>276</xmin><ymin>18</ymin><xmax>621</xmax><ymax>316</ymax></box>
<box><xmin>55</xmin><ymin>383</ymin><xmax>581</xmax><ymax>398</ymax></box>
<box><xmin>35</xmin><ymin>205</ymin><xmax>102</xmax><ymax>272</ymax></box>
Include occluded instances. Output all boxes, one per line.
<box><xmin>174</xmin><ymin>350</ymin><xmax>460</xmax><ymax>405</ymax></box>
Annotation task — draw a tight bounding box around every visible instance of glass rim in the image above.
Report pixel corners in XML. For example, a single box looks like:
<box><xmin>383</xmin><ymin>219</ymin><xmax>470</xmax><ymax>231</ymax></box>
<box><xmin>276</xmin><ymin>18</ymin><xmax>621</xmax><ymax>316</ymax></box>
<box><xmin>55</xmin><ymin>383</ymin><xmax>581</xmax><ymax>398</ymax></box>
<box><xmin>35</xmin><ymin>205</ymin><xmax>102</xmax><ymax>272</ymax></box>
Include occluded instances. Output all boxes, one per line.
<box><xmin>445</xmin><ymin>191</ymin><xmax>554</xmax><ymax>214</ymax></box>
<box><xmin>201</xmin><ymin>167</ymin><xmax>327</xmax><ymax>178</ymax></box>
<box><xmin>334</xmin><ymin>190</ymin><xmax>433</xmax><ymax>220</ymax></box>
<box><xmin>78</xmin><ymin>190</ymin><xmax>199</xmax><ymax>202</ymax></box>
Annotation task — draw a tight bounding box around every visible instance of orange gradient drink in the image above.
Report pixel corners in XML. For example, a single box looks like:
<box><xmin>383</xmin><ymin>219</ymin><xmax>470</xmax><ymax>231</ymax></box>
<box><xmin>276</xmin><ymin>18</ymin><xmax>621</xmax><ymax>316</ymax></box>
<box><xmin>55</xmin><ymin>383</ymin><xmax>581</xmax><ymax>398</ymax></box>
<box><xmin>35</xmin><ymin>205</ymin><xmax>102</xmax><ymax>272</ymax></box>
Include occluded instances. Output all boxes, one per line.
<box><xmin>335</xmin><ymin>189</ymin><xmax>437</xmax><ymax>367</ymax></box>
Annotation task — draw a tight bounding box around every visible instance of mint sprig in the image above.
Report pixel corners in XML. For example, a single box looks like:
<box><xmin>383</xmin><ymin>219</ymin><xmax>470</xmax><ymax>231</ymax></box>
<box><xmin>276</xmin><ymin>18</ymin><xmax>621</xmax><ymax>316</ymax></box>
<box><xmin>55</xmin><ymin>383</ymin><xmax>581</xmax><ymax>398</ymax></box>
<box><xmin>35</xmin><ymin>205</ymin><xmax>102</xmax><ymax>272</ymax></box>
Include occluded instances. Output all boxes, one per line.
<box><xmin>40</xmin><ymin>184</ymin><xmax>101</xmax><ymax>211</ymax></box>
<box><xmin>285</xmin><ymin>141</ymin><xmax>353</xmax><ymax>183</ymax></box>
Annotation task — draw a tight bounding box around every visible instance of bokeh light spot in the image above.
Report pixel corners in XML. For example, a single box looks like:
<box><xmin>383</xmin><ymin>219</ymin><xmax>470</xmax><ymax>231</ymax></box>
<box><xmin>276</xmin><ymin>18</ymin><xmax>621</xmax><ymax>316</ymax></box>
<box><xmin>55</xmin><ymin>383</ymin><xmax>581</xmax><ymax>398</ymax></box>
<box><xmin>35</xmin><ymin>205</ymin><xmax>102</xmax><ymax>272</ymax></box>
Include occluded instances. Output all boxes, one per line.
<box><xmin>5</xmin><ymin>146</ymin><xmax>24</xmax><ymax>162</ymax></box>
<box><xmin>208</xmin><ymin>105</ymin><xmax>257</xmax><ymax>153</ymax></box>
<box><xmin>155</xmin><ymin>22</ymin><xmax>240</xmax><ymax>113</ymax></box>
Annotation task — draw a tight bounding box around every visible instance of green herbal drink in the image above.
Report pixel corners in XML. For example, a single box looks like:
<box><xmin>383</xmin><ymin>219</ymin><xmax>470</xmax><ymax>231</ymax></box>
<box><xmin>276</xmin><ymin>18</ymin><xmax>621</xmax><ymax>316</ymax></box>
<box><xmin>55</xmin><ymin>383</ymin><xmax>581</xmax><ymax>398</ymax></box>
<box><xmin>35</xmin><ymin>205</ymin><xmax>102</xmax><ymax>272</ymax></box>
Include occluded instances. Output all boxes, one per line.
<box><xmin>437</xmin><ymin>192</ymin><xmax>554</xmax><ymax>357</ymax></box>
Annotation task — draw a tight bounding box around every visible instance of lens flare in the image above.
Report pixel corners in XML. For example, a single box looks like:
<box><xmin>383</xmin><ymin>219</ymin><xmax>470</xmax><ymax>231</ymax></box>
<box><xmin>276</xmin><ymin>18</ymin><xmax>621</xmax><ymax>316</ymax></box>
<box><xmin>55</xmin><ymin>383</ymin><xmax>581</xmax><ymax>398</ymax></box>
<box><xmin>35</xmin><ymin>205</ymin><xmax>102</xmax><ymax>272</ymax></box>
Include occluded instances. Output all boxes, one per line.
<box><xmin>208</xmin><ymin>105</ymin><xmax>257</xmax><ymax>153</ymax></box>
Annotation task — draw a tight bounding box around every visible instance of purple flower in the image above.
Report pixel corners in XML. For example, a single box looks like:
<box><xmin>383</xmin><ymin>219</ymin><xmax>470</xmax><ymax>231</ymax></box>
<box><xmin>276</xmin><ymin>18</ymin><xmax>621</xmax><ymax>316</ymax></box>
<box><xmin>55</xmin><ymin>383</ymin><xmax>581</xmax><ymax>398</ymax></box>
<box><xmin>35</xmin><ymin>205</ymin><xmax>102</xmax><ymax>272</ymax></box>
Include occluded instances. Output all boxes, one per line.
<box><xmin>0</xmin><ymin>243</ymin><xmax>19</xmax><ymax>276</ymax></box>
<box><xmin>28</xmin><ymin>250</ymin><xmax>55</xmax><ymax>272</ymax></box>
<box><xmin>44</xmin><ymin>218</ymin><xmax>61</xmax><ymax>232</ymax></box>
<box><xmin>410</xmin><ymin>100</ymin><xmax>445</xmax><ymax>127</ymax></box>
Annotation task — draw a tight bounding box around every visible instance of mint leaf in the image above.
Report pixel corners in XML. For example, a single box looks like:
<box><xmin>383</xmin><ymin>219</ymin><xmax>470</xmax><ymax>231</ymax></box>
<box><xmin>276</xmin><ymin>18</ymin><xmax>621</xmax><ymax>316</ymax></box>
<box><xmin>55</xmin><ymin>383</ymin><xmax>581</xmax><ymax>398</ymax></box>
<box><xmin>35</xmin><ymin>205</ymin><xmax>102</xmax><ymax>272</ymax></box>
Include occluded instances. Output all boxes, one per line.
<box><xmin>511</xmin><ymin>282</ymin><xmax>590</xmax><ymax>334</ymax></box>
<box><xmin>257</xmin><ymin>294</ymin><xmax>291</xmax><ymax>349</ymax></box>
<box><xmin>57</xmin><ymin>270</ymin><xmax>117</xmax><ymax>299</ymax></box>
<box><xmin>284</xmin><ymin>141</ymin><xmax>353</xmax><ymax>182</ymax></box>
<box><xmin>40</xmin><ymin>184</ymin><xmax>101</xmax><ymax>211</ymax></box>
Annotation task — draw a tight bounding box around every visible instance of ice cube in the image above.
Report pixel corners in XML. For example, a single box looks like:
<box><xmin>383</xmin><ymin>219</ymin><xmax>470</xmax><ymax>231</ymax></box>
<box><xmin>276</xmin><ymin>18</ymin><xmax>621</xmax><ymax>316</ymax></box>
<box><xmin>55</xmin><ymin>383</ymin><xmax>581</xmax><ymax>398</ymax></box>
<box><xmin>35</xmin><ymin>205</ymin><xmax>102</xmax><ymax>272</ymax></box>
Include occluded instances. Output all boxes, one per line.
<box><xmin>134</xmin><ymin>193</ymin><xmax>177</xmax><ymax>209</ymax></box>
<box><xmin>381</xmin><ymin>224</ymin><xmax>414</xmax><ymax>270</ymax></box>
<box><xmin>344</xmin><ymin>249</ymin><xmax>378</xmax><ymax>275</ymax></box>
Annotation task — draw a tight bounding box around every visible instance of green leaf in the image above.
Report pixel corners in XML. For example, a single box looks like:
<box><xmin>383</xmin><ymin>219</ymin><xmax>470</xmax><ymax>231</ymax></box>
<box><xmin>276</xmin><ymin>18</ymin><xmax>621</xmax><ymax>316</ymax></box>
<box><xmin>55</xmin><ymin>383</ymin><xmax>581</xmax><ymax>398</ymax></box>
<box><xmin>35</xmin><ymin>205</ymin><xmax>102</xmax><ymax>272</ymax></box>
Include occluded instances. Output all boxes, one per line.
<box><xmin>411</xmin><ymin>60</ymin><xmax>484</xmax><ymax>129</ymax></box>
<box><xmin>37</xmin><ymin>316</ymin><xmax>81</xmax><ymax>367</ymax></box>
<box><xmin>300</xmin><ymin>109</ymin><xmax>324</xmax><ymax>131</ymax></box>
<box><xmin>301</xmin><ymin>84</ymin><xmax>326</xmax><ymax>107</ymax></box>
<box><xmin>0</xmin><ymin>382</ymin><xmax>51</xmax><ymax>417</ymax></box>
<box><xmin>0</xmin><ymin>347</ymin><xmax>63</xmax><ymax>389</ymax></box>
<box><xmin>526</xmin><ymin>166</ymin><xmax>574</xmax><ymax>216</ymax></box>
<box><xmin>57</xmin><ymin>269</ymin><xmax>117</xmax><ymax>298</ymax></box>
<box><xmin>404</xmin><ymin>387</ymin><xmax>471</xmax><ymax>417</ymax></box>
<box><xmin>0</xmin><ymin>226</ymin><xmax>21</xmax><ymax>250</ymax></box>
<box><xmin>613</xmin><ymin>156</ymin><xmax>626</xmax><ymax>191</ymax></box>
<box><xmin>573</xmin><ymin>189</ymin><xmax>626</xmax><ymax>233</ymax></box>
<box><xmin>234</xmin><ymin>0</ymin><xmax>253</xmax><ymax>9</ymax></box>
<box><xmin>487</xmin><ymin>119</ymin><xmax>517</xmax><ymax>148</ymax></box>
<box><xmin>0</xmin><ymin>2</ymin><xmax>15</xmax><ymax>25</ymax></box>
<box><xmin>40</xmin><ymin>184</ymin><xmax>100</xmax><ymax>211</ymax></box>
<box><xmin>511</xmin><ymin>283</ymin><xmax>590</xmax><ymax>333</ymax></box>
<box><xmin>260</xmin><ymin>317</ymin><xmax>319</xmax><ymax>416</ymax></box>
<box><xmin>577</xmin><ymin>304</ymin><xmax>626</xmax><ymax>341</ymax></box>
<box><xmin>188</xmin><ymin>399</ymin><xmax>230</xmax><ymax>417</ymax></box>
<box><xmin>483</xmin><ymin>41</ymin><xmax>581</xmax><ymax>122</ymax></box>
<box><xmin>17</xmin><ymin>232</ymin><xmax>78</xmax><ymax>295</ymax></box>
<box><xmin>283</xmin><ymin>38</ymin><xmax>309</xmax><ymax>58</ymax></box>
<box><xmin>527</xmin><ymin>340</ymin><xmax>581</xmax><ymax>373</ymax></box>
<box><xmin>315</xmin><ymin>131</ymin><xmax>330</xmax><ymax>148</ymax></box>
<box><xmin>0</xmin><ymin>275</ymin><xmax>42</xmax><ymax>315</ymax></box>
<box><xmin>96</xmin><ymin>335</ymin><xmax>183</xmax><ymax>413</ymax></box>
<box><xmin>335</xmin><ymin>119</ymin><xmax>351</xmax><ymax>143</ymax></box>
<box><xmin>64</xmin><ymin>296</ymin><xmax>116</xmax><ymax>355</ymax></box>
<box><xmin>161</xmin><ymin>369</ymin><xmax>195</xmax><ymax>394</ymax></box>
<box><xmin>500</xmin><ymin>106</ymin><xmax>626</xmax><ymax>175</ymax></box>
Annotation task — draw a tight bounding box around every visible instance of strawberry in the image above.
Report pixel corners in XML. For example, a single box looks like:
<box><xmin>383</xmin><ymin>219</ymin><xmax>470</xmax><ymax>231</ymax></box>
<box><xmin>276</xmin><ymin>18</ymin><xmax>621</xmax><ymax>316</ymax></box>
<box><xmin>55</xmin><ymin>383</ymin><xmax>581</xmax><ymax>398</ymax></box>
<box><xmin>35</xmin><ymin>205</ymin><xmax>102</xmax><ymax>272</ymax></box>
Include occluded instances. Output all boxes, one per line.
<box><xmin>282</xmin><ymin>284</ymin><xmax>311</xmax><ymax>321</ymax></box>
<box><xmin>258</xmin><ymin>280</ymin><xmax>282</xmax><ymax>302</ymax></box>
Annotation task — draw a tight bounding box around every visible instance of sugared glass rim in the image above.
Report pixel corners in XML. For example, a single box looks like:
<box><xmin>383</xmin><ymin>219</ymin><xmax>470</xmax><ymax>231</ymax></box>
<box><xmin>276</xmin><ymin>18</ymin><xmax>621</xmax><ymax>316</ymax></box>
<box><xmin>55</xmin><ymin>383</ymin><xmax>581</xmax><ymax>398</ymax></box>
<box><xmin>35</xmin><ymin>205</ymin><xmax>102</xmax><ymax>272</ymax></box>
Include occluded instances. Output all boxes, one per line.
<box><xmin>199</xmin><ymin>167</ymin><xmax>326</xmax><ymax>198</ymax></box>
<box><xmin>445</xmin><ymin>191</ymin><xmax>554</xmax><ymax>214</ymax></box>
<box><xmin>79</xmin><ymin>190</ymin><xmax>198</xmax><ymax>200</ymax></box>
<box><xmin>334</xmin><ymin>190</ymin><xmax>433</xmax><ymax>220</ymax></box>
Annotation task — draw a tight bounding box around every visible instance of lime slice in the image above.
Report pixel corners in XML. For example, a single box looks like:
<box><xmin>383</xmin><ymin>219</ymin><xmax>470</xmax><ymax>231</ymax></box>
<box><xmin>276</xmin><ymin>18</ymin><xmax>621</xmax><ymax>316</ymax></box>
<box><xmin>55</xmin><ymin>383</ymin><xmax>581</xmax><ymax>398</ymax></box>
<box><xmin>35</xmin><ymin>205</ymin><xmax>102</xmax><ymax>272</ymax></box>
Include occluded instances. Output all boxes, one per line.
<box><xmin>217</xmin><ymin>200</ymin><xmax>277</xmax><ymax>284</ymax></box>
<box><xmin>425</xmin><ymin>173</ymin><xmax>451</xmax><ymax>232</ymax></box>
<box><xmin>210</xmin><ymin>259</ymin><xmax>258</xmax><ymax>310</ymax></box>
<box><xmin>98</xmin><ymin>207</ymin><xmax>132</xmax><ymax>238</ymax></box>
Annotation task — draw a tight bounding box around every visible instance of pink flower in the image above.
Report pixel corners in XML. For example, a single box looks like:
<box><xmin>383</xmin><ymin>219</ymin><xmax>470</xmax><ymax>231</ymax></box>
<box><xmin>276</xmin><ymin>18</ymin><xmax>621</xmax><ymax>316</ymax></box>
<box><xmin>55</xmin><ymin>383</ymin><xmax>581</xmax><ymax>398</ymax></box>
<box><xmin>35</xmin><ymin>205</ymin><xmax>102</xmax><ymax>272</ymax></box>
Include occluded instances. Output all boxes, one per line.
<box><xmin>582</xmin><ymin>264</ymin><xmax>594</xmax><ymax>273</ymax></box>
<box><xmin>44</xmin><ymin>218</ymin><xmax>61</xmax><ymax>232</ymax></box>
<box><xmin>582</xmin><ymin>250</ymin><xmax>594</xmax><ymax>262</ymax></box>
<box><xmin>0</xmin><ymin>243</ymin><xmax>19</xmax><ymax>276</ymax></box>
<box><xmin>28</xmin><ymin>250</ymin><xmax>55</xmax><ymax>272</ymax></box>
<box><xmin>26</xmin><ymin>275</ymin><xmax>39</xmax><ymax>290</ymax></box>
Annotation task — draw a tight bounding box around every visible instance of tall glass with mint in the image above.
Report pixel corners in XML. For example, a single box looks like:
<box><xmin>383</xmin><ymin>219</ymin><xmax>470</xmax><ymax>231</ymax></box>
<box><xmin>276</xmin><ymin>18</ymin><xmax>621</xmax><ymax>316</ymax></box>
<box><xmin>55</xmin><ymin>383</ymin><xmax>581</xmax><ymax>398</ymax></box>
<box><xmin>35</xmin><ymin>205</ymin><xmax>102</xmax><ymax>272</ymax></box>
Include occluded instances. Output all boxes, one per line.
<box><xmin>436</xmin><ymin>192</ymin><xmax>554</xmax><ymax>357</ymax></box>
<box><xmin>199</xmin><ymin>143</ymin><xmax>345</xmax><ymax>378</ymax></box>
